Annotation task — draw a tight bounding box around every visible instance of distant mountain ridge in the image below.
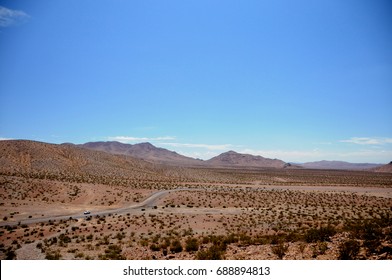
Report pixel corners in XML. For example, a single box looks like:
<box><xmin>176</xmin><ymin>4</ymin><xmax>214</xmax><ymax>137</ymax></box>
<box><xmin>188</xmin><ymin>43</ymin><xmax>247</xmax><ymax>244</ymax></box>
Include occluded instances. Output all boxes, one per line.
<box><xmin>373</xmin><ymin>162</ymin><xmax>392</xmax><ymax>173</ymax></box>
<box><xmin>78</xmin><ymin>141</ymin><xmax>388</xmax><ymax>170</ymax></box>
<box><xmin>79</xmin><ymin>141</ymin><xmax>203</xmax><ymax>166</ymax></box>
<box><xmin>0</xmin><ymin>140</ymin><xmax>167</xmax><ymax>180</ymax></box>
<box><xmin>205</xmin><ymin>150</ymin><xmax>287</xmax><ymax>168</ymax></box>
<box><xmin>79</xmin><ymin>142</ymin><xmax>288</xmax><ymax>168</ymax></box>
<box><xmin>0</xmin><ymin>140</ymin><xmax>392</xmax><ymax>174</ymax></box>
<box><xmin>299</xmin><ymin>160</ymin><xmax>382</xmax><ymax>170</ymax></box>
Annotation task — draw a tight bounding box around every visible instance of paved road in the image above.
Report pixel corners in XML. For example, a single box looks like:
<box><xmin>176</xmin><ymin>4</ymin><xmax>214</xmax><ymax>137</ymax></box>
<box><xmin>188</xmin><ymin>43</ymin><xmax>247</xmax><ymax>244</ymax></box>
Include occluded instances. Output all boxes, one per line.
<box><xmin>0</xmin><ymin>188</ymin><xmax>192</xmax><ymax>227</ymax></box>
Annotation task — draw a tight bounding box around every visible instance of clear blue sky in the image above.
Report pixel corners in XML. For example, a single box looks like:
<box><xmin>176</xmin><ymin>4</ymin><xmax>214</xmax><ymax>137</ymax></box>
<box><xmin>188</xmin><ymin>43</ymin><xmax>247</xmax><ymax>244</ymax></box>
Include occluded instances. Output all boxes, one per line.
<box><xmin>1</xmin><ymin>0</ymin><xmax>391</xmax><ymax>163</ymax></box>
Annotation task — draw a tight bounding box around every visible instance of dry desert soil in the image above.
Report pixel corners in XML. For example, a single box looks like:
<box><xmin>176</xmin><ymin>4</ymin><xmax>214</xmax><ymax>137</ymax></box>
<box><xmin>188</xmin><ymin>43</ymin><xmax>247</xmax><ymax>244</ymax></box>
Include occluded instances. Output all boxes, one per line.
<box><xmin>1</xmin><ymin>140</ymin><xmax>391</xmax><ymax>260</ymax></box>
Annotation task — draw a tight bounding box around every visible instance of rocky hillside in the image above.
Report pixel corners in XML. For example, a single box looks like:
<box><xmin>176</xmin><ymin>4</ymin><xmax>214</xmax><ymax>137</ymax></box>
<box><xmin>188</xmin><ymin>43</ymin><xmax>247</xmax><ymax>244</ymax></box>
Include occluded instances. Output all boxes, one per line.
<box><xmin>79</xmin><ymin>141</ymin><xmax>203</xmax><ymax>166</ymax></box>
<box><xmin>0</xmin><ymin>140</ymin><xmax>172</xmax><ymax>182</ymax></box>
<box><xmin>206</xmin><ymin>151</ymin><xmax>286</xmax><ymax>168</ymax></box>
<box><xmin>373</xmin><ymin>162</ymin><xmax>392</xmax><ymax>173</ymax></box>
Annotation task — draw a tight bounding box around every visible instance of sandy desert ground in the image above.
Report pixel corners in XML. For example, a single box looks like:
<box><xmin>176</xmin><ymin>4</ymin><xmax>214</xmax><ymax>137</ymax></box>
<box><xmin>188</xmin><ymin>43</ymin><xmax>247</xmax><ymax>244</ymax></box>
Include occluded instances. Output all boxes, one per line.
<box><xmin>1</xmin><ymin>167</ymin><xmax>391</xmax><ymax>260</ymax></box>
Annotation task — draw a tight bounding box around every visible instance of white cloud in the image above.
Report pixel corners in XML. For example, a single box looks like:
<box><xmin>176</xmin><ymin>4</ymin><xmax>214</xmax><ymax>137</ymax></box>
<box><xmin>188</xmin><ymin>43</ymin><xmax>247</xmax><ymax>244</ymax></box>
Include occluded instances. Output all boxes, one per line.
<box><xmin>106</xmin><ymin>136</ymin><xmax>392</xmax><ymax>163</ymax></box>
<box><xmin>239</xmin><ymin>149</ymin><xmax>324</xmax><ymax>161</ymax></box>
<box><xmin>159</xmin><ymin>142</ymin><xmax>234</xmax><ymax>151</ymax></box>
<box><xmin>176</xmin><ymin>147</ymin><xmax>392</xmax><ymax>163</ymax></box>
<box><xmin>238</xmin><ymin>148</ymin><xmax>392</xmax><ymax>164</ymax></box>
<box><xmin>107</xmin><ymin>136</ymin><xmax>176</xmax><ymax>143</ymax></box>
<box><xmin>0</xmin><ymin>137</ymin><xmax>13</xmax><ymax>141</ymax></box>
<box><xmin>177</xmin><ymin>150</ymin><xmax>221</xmax><ymax>160</ymax></box>
<box><xmin>0</xmin><ymin>6</ymin><xmax>29</xmax><ymax>27</ymax></box>
<box><xmin>340</xmin><ymin>137</ymin><xmax>392</xmax><ymax>145</ymax></box>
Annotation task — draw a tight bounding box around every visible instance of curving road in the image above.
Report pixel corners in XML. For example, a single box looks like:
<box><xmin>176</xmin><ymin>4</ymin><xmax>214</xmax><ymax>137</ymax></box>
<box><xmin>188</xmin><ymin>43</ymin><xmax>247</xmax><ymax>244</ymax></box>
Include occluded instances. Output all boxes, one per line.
<box><xmin>0</xmin><ymin>188</ymin><xmax>193</xmax><ymax>227</ymax></box>
<box><xmin>2</xmin><ymin>184</ymin><xmax>389</xmax><ymax>228</ymax></box>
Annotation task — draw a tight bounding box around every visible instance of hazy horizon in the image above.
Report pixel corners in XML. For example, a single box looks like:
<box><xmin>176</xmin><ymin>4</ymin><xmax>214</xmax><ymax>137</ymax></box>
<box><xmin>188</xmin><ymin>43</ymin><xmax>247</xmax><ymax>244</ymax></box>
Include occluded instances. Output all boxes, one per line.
<box><xmin>1</xmin><ymin>0</ymin><xmax>391</xmax><ymax>164</ymax></box>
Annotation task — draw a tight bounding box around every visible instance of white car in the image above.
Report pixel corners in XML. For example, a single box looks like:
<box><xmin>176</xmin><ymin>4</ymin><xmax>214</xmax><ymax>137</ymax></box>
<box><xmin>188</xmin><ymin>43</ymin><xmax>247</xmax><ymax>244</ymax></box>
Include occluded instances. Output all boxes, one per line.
<box><xmin>83</xmin><ymin>211</ymin><xmax>91</xmax><ymax>215</ymax></box>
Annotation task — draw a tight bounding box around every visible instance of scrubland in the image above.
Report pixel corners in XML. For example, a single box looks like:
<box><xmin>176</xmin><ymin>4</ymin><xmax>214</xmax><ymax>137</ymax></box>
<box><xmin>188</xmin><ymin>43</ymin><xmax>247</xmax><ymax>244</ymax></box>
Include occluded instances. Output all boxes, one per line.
<box><xmin>1</xmin><ymin>168</ymin><xmax>391</xmax><ymax>260</ymax></box>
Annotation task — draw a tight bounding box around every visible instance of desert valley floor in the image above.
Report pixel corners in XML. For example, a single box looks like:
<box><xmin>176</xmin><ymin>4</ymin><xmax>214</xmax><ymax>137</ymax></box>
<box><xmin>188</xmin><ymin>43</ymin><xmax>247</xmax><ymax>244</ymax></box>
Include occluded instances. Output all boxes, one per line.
<box><xmin>0</xmin><ymin>140</ymin><xmax>391</xmax><ymax>260</ymax></box>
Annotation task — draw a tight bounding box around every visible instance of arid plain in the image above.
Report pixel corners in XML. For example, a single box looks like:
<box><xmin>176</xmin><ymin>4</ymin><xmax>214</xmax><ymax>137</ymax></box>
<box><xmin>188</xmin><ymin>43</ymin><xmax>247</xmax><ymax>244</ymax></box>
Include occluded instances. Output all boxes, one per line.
<box><xmin>1</xmin><ymin>140</ymin><xmax>391</xmax><ymax>260</ymax></box>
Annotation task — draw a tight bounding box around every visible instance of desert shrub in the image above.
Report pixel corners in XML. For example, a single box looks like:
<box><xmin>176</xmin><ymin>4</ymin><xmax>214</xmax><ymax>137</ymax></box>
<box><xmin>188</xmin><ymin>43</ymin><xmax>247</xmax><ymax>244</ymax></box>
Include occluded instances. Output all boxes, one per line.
<box><xmin>195</xmin><ymin>244</ymin><xmax>225</xmax><ymax>260</ymax></box>
<box><xmin>270</xmin><ymin>234</ymin><xmax>285</xmax><ymax>245</ymax></box>
<box><xmin>49</xmin><ymin>236</ymin><xmax>58</xmax><ymax>245</ymax></box>
<box><xmin>59</xmin><ymin>233</ymin><xmax>71</xmax><ymax>244</ymax></box>
<box><xmin>252</xmin><ymin>235</ymin><xmax>269</xmax><ymax>245</ymax></box>
<box><xmin>75</xmin><ymin>252</ymin><xmax>85</xmax><ymax>258</ymax></box>
<box><xmin>170</xmin><ymin>240</ymin><xmax>183</xmax><ymax>253</ymax></box>
<box><xmin>338</xmin><ymin>239</ymin><xmax>360</xmax><ymax>260</ymax></box>
<box><xmin>378</xmin><ymin>245</ymin><xmax>392</xmax><ymax>259</ymax></box>
<box><xmin>67</xmin><ymin>248</ymin><xmax>77</xmax><ymax>253</ymax></box>
<box><xmin>271</xmin><ymin>242</ymin><xmax>289</xmax><ymax>259</ymax></box>
<box><xmin>150</xmin><ymin>244</ymin><xmax>160</xmax><ymax>252</ymax></box>
<box><xmin>285</xmin><ymin>231</ymin><xmax>302</xmax><ymax>243</ymax></box>
<box><xmin>345</xmin><ymin>217</ymin><xmax>388</xmax><ymax>256</ymax></box>
<box><xmin>160</xmin><ymin>238</ymin><xmax>171</xmax><ymax>250</ymax></box>
<box><xmin>238</xmin><ymin>233</ymin><xmax>253</xmax><ymax>246</ymax></box>
<box><xmin>202</xmin><ymin>236</ymin><xmax>210</xmax><ymax>244</ymax></box>
<box><xmin>346</xmin><ymin>215</ymin><xmax>390</xmax><ymax>239</ymax></box>
<box><xmin>312</xmin><ymin>242</ymin><xmax>328</xmax><ymax>258</ymax></box>
<box><xmin>101</xmin><ymin>244</ymin><xmax>125</xmax><ymax>260</ymax></box>
<box><xmin>360</xmin><ymin>221</ymin><xmax>384</xmax><ymax>255</ymax></box>
<box><xmin>115</xmin><ymin>232</ymin><xmax>125</xmax><ymax>241</ymax></box>
<box><xmin>305</xmin><ymin>226</ymin><xmax>336</xmax><ymax>243</ymax></box>
<box><xmin>45</xmin><ymin>250</ymin><xmax>62</xmax><ymax>260</ymax></box>
<box><xmin>185</xmin><ymin>237</ymin><xmax>199</xmax><ymax>252</ymax></box>
<box><xmin>140</xmin><ymin>239</ymin><xmax>149</xmax><ymax>247</ymax></box>
<box><xmin>224</xmin><ymin>233</ymin><xmax>239</xmax><ymax>244</ymax></box>
<box><xmin>363</xmin><ymin>239</ymin><xmax>382</xmax><ymax>255</ymax></box>
<box><xmin>5</xmin><ymin>248</ymin><xmax>16</xmax><ymax>260</ymax></box>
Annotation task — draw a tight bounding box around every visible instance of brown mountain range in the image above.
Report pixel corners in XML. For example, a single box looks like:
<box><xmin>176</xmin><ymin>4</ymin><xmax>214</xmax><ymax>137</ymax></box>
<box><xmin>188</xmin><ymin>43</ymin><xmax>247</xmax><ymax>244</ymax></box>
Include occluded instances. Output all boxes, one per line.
<box><xmin>79</xmin><ymin>141</ymin><xmax>288</xmax><ymax>168</ymax></box>
<box><xmin>79</xmin><ymin>141</ymin><xmax>203</xmax><ymax>166</ymax></box>
<box><xmin>299</xmin><ymin>160</ymin><xmax>382</xmax><ymax>170</ymax></box>
<box><xmin>2</xmin><ymin>140</ymin><xmax>387</xmax><ymax>173</ymax></box>
<box><xmin>373</xmin><ymin>162</ymin><xmax>392</xmax><ymax>173</ymax></box>
<box><xmin>0</xmin><ymin>140</ymin><xmax>171</xmax><ymax>181</ymax></box>
<box><xmin>205</xmin><ymin>150</ymin><xmax>287</xmax><ymax>168</ymax></box>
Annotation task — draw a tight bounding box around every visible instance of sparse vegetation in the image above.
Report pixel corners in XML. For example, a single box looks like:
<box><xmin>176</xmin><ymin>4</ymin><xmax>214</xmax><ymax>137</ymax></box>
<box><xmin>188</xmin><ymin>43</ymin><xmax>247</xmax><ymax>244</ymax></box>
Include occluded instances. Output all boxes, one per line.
<box><xmin>0</xmin><ymin>141</ymin><xmax>391</xmax><ymax>260</ymax></box>
<box><xmin>272</xmin><ymin>242</ymin><xmax>289</xmax><ymax>259</ymax></box>
<box><xmin>338</xmin><ymin>239</ymin><xmax>361</xmax><ymax>260</ymax></box>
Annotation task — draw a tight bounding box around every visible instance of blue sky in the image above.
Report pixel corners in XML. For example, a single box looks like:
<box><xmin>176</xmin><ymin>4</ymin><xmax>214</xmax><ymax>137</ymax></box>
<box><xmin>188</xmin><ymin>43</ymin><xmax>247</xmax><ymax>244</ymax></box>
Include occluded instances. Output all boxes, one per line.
<box><xmin>1</xmin><ymin>0</ymin><xmax>391</xmax><ymax>163</ymax></box>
